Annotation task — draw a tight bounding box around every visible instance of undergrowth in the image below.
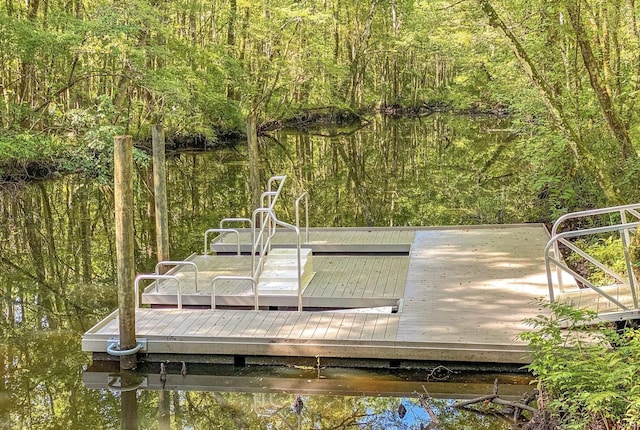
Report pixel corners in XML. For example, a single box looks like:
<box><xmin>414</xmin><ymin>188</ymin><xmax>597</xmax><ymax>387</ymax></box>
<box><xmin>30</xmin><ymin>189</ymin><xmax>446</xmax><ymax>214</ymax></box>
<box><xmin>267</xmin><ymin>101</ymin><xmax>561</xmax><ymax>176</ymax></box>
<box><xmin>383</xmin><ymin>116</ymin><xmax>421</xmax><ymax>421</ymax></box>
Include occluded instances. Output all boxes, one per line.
<box><xmin>520</xmin><ymin>300</ymin><xmax>640</xmax><ymax>429</ymax></box>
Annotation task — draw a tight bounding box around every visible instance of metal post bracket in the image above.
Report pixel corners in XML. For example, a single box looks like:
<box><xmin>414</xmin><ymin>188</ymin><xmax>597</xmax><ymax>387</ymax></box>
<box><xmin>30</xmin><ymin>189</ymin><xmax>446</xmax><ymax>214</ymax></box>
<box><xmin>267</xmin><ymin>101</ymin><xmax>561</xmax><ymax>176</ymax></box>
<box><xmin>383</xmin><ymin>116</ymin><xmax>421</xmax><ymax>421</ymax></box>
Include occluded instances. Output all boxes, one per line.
<box><xmin>106</xmin><ymin>338</ymin><xmax>148</xmax><ymax>355</ymax></box>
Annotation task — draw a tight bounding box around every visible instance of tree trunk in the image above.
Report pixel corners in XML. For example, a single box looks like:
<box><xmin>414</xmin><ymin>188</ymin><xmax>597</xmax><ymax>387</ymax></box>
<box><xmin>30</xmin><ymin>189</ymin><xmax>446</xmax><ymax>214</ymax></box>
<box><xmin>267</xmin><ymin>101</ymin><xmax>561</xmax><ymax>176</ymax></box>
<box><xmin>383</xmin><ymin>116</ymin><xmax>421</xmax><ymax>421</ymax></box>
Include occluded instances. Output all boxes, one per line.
<box><xmin>247</xmin><ymin>115</ymin><xmax>261</xmax><ymax>212</ymax></box>
<box><xmin>226</xmin><ymin>0</ymin><xmax>238</xmax><ymax>100</ymax></box>
<box><xmin>565</xmin><ymin>1</ymin><xmax>636</xmax><ymax>161</ymax></box>
<box><xmin>477</xmin><ymin>0</ymin><xmax>620</xmax><ymax>202</ymax></box>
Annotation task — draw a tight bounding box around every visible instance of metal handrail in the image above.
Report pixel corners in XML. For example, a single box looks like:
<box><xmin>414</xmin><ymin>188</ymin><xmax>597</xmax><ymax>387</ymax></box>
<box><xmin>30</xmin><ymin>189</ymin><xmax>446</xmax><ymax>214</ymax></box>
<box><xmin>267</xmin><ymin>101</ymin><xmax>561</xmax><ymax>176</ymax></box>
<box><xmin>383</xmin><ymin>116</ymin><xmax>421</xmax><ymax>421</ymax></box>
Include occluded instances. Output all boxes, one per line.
<box><xmin>252</xmin><ymin>207</ymin><xmax>278</xmax><ymax>277</ymax></box>
<box><xmin>295</xmin><ymin>192</ymin><xmax>309</xmax><ymax>244</ymax></box>
<box><xmin>155</xmin><ymin>261</ymin><xmax>199</xmax><ymax>292</ymax></box>
<box><xmin>204</xmin><ymin>175</ymin><xmax>308</xmax><ymax>312</ymax></box>
<box><xmin>545</xmin><ymin>218</ymin><xmax>640</xmax><ymax>311</ymax></box>
<box><xmin>204</xmin><ymin>228</ymin><xmax>241</xmax><ymax>255</ymax></box>
<box><xmin>550</xmin><ymin>203</ymin><xmax>640</xmax><ymax>237</ymax></box>
<box><xmin>551</xmin><ymin>203</ymin><xmax>640</xmax><ymax>292</ymax></box>
<box><xmin>251</xmin><ymin>208</ymin><xmax>303</xmax><ymax>311</ymax></box>
<box><xmin>549</xmin><ymin>204</ymin><xmax>640</xmax><ymax>296</ymax></box>
<box><xmin>210</xmin><ymin>276</ymin><xmax>258</xmax><ymax>310</ymax></box>
<box><xmin>202</xmin><ymin>176</ymin><xmax>290</xmax><ymax>312</ymax></box>
<box><xmin>135</xmin><ymin>274</ymin><xmax>181</xmax><ymax>309</ymax></box>
<box><xmin>262</xmin><ymin>176</ymin><xmax>287</xmax><ymax>209</ymax></box>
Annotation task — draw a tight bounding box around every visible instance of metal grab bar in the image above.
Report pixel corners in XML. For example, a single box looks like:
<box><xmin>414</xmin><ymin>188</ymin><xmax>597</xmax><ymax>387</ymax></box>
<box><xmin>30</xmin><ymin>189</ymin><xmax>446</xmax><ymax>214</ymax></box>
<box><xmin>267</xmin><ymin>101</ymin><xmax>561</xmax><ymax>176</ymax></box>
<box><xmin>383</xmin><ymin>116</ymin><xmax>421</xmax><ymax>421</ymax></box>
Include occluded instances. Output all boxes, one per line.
<box><xmin>203</xmin><ymin>218</ymin><xmax>253</xmax><ymax>255</ymax></box>
<box><xmin>210</xmin><ymin>276</ymin><xmax>257</xmax><ymax>310</ymax></box>
<box><xmin>155</xmin><ymin>261</ymin><xmax>199</xmax><ymax>292</ymax></box>
<box><xmin>220</xmin><ymin>218</ymin><xmax>253</xmax><ymax>229</ymax></box>
<box><xmin>220</xmin><ymin>218</ymin><xmax>254</xmax><ymax>250</ymax></box>
<box><xmin>204</xmin><ymin>228</ymin><xmax>241</xmax><ymax>255</ymax></box>
<box><xmin>134</xmin><ymin>274</ymin><xmax>182</xmax><ymax>309</ymax></box>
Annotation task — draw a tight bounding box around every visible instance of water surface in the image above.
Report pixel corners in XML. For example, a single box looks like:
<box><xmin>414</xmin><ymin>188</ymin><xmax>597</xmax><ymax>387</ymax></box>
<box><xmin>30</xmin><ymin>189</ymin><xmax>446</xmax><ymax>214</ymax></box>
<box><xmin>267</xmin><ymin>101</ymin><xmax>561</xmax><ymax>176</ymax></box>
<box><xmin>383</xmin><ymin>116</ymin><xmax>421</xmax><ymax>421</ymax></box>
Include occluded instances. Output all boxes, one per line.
<box><xmin>0</xmin><ymin>114</ymin><xmax>537</xmax><ymax>429</ymax></box>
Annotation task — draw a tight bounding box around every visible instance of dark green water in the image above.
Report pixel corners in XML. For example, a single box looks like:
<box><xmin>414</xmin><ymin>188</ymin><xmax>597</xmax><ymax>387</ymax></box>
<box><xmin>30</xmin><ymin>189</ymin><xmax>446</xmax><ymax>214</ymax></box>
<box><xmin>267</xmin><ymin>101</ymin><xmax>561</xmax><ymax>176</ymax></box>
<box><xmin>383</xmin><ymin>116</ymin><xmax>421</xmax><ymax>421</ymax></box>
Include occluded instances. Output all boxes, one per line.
<box><xmin>0</xmin><ymin>114</ymin><xmax>540</xmax><ymax>429</ymax></box>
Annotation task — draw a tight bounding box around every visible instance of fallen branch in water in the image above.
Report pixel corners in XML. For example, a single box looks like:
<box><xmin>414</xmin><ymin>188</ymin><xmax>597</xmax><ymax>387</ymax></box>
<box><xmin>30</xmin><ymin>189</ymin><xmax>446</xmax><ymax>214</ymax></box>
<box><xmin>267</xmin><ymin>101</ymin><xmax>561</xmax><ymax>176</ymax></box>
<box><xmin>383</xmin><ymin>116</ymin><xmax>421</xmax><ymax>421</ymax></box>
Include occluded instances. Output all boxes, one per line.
<box><xmin>427</xmin><ymin>365</ymin><xmax>453</xmax><ymax>381</ymax></box>
<box><xmin>453</xmin><ymin>379</ymin><xmax>538</xmax><ymax>420</ymax></box>
<box><xmin>417</xmin><ymin>386</ymin><xmax>440</xmax><ymax>426</ymax></box>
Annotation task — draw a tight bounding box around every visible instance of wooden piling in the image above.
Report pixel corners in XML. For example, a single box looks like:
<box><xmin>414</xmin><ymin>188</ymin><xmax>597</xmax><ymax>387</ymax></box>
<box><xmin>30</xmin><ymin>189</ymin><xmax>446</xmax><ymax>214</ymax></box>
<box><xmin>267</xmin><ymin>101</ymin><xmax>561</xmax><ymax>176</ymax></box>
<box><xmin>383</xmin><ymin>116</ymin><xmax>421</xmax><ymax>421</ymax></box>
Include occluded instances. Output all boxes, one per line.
<box><xmin>114</xmin><ymin>135</ymin><xmax>137</xmax><ymax>370</ymax></box>
<box><xmin>158</xmin><ymin>389</ymin><xmax>170</xmax><ymax>430</ymax></box>
<box><xmin>152</xmin><ymin>125</ymin><xmax>170</xmax><ymax>272</ymax></box>
<box><xmin>120</xmin><ymin>371</ymin><xmax>139</xmax><ymax>429</ymax></box>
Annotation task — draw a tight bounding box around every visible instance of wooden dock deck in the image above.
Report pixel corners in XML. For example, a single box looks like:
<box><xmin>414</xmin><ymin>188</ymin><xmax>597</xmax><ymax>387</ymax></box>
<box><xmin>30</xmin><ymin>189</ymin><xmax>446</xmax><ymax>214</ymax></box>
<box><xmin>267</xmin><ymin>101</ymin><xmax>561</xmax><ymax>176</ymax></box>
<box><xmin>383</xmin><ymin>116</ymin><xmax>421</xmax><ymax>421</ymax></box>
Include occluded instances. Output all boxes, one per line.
<box><xmin>82</xmin><ymin>224</ymin><xmax>551</xmax><ymax>367</ymax></box>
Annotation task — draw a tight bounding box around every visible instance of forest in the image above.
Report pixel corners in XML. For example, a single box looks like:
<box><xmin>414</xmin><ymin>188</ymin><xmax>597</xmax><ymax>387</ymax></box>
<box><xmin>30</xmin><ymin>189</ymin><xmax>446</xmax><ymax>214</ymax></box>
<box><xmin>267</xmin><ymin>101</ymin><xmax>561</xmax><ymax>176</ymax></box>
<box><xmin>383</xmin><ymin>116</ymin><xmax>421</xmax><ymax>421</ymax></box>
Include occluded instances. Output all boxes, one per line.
<box><xmin>1</xmin><ymin>0</ymin><xmax>638</xmax><ymax>208</ymax></box>
<box><xmin>3</xmin><ymin>0</ymin><xmax>640</xmax><ymax>429</ymax></box>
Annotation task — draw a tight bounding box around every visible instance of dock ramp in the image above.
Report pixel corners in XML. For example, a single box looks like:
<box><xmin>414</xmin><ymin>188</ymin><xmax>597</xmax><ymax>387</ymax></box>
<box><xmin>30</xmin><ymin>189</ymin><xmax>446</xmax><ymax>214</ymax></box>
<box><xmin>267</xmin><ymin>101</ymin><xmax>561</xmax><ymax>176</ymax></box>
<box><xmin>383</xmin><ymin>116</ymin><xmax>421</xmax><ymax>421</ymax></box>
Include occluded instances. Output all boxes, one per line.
<box><xmin>545</xmin><ymin>203</ymin><xmax>640</xmax><ymax>321</ymax></box>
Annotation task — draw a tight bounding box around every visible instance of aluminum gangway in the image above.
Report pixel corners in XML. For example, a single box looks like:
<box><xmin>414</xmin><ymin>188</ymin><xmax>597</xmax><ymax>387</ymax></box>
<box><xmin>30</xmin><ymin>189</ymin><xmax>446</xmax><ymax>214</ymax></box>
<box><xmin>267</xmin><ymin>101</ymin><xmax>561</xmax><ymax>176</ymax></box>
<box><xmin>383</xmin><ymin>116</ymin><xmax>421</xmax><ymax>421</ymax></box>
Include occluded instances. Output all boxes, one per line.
<box><xmin>544</xmin><ymin>203</ymin><xmax>640</xmax><ymax>321</ymax></box>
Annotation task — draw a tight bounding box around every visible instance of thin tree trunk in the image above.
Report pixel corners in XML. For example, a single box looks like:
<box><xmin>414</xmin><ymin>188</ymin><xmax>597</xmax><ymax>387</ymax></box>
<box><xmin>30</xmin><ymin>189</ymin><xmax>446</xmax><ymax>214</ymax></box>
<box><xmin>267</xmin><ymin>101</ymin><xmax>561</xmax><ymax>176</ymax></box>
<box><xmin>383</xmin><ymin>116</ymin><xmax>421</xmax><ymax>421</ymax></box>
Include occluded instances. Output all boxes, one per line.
<box><xmin>247</xmin><ymin>115</ymin><xmax>261</xmax><ymax>212</ymax></box>
<box><xmin>478</xmin><ymin>0</ymin><xmax>619</xmax><ymax>202</ymax></box>
<box><xmin>565</xmin><ymin>1</ymin><xmax>636</xmax><ymax>161</ymax></box>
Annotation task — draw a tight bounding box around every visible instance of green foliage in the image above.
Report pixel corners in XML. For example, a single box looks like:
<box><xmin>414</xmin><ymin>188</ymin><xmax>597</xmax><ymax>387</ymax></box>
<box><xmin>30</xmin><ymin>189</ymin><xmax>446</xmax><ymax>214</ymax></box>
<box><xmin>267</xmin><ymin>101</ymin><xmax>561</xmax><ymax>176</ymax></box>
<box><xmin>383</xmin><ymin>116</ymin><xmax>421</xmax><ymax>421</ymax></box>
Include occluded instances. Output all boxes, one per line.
<box><xmin>1</xmin><ymin>0</ymin><xmax>638</xmax><ymax>215</ymax></box>
<box><xmin>520</xmin><ymin>300</ymin><xmax>640</xmax><ymax>429</ymax></box>
<box><xmin>512</xmin><ymin>125</ymin><xmax>605</xmax><ymax>221</ymax></box>
<box><xmin>565</xmin><ymin>236</ymin><xmax>627</xmax><ymax>286</ymax></box>
<box><xmin>0</xmin><ymin>132</ymin><xmax>73</xmax><ymax>180</ymax></box>
<box><xmin>0</xmin><ymin>133</ymin><xmax>68</xmax><ymax>162</ymax></box>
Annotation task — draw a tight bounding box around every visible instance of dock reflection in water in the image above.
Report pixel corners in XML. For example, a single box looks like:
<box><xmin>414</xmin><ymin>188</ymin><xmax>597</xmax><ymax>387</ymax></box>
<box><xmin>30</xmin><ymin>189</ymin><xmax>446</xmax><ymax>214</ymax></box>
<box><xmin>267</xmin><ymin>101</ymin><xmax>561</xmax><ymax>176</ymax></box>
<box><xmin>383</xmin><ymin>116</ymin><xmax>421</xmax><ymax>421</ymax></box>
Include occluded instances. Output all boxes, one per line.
<box><xmin>85</xmin><ymin>362</ymin><xmax>533</xmax><ymax>429</ymax></box>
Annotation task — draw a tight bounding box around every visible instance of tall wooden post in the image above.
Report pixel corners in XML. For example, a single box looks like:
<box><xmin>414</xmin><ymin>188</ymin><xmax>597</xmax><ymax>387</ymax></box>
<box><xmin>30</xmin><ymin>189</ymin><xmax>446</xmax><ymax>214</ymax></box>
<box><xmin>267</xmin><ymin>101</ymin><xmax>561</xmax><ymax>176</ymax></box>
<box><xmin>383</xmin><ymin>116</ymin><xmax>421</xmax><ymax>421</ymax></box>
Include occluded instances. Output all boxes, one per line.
<box><xmin>152</xmin><ymin>125</ymin><xmax>170</xmax><ymax>272</ymax></box>
<box><xmin>114</xmin><ymin>135</ymin><xmax>137</xmax><ymax>370</ymax></box>
<box><xmin>247</xmin><ymin>115</ymin><xmax>261</xmax><ymax>212</ymax></box>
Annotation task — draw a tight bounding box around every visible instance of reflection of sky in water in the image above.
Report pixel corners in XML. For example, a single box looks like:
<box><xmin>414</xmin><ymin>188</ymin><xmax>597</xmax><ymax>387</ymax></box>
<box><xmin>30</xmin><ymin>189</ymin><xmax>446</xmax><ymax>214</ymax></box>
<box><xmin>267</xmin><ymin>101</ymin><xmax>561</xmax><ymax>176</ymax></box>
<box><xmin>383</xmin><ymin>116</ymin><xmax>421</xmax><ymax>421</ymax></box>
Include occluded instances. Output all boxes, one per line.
<box><xmin>360</xmin><ymin>399</ymin><xmax>433</xmax><ymax>428</ymax></box>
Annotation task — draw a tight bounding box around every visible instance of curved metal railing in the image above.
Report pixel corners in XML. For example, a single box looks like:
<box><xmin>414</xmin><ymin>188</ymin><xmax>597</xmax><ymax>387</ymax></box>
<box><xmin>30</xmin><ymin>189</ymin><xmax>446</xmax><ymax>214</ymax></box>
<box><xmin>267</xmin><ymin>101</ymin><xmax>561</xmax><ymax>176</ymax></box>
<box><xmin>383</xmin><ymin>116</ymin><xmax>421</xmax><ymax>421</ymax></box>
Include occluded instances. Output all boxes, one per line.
<box><xmin>155</xmin><ymin>261</ymin><xmax>199</xmax><ymax>292</ymax></box>
<box><xmin>134</xmin><ymin>274</ymin><xmax>181</xmax><ymax>309</ymax></box>
<box><xmin>545</xmin><ymin>204</ymin><xmax>640</xmax><ymax>316</ymax></box>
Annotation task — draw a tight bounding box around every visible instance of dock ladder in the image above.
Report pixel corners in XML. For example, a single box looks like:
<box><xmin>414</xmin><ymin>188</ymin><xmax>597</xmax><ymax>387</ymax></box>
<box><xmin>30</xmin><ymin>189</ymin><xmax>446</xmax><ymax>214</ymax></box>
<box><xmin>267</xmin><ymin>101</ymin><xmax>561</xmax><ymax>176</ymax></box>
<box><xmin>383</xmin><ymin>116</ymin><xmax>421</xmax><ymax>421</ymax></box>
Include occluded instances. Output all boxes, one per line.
<box><xmin>544</xmin><ymin>203</ymin><xmax>640</xmax><ymax>321</ymax></box>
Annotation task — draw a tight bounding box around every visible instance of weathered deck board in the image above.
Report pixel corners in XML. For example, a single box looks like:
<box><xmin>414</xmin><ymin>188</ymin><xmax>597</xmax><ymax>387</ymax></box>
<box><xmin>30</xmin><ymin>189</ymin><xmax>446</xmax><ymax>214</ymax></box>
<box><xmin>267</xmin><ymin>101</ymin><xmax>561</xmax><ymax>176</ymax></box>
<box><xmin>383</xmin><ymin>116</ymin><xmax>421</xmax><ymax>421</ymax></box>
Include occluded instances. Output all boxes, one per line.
<box><xmin>396</xmin><ymin>227</ymin><xmax>551</xmax><ymax>346</ymax></box>
<box><xmin>274</xmin><ymin>312</ymin><xmax>303</xmax><ymax>339</ymax></box>
<box><xmin>142</xmin><ymin>254</ymin><xmax>409</xmax><ymax>309</ymax></box>
<box><xmin>84</xmin><ymin>225</ymin><xmax>552</xmax><ymax>365</ymax></box>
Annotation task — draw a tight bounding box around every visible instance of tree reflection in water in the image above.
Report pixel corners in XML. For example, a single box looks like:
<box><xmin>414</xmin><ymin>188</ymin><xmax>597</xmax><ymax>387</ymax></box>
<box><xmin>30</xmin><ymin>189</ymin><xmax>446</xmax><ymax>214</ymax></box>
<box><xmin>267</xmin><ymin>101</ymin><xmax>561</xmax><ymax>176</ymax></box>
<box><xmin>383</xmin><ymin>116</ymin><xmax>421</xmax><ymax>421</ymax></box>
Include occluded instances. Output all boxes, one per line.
<box><xmin>0</xmin><ymin>115</ymin><xmax>535</xmax><ymax>429</ymax></box>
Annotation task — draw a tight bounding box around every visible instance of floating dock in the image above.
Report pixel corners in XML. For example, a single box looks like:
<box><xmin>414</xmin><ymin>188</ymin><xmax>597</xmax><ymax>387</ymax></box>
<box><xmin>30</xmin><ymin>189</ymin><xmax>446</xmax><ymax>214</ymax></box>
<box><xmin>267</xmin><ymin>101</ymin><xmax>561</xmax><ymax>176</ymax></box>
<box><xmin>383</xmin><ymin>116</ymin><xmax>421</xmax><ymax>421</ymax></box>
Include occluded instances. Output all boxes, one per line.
<box><xmin>83</xmin><ymin>224</ymin><xmax>551</xmax><ymax>368</ymax></box>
